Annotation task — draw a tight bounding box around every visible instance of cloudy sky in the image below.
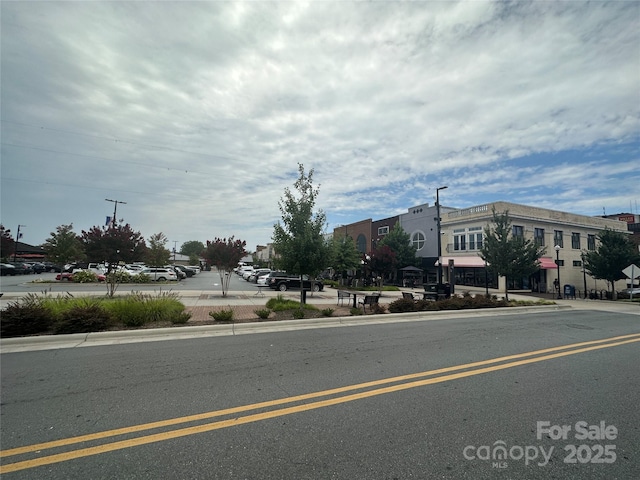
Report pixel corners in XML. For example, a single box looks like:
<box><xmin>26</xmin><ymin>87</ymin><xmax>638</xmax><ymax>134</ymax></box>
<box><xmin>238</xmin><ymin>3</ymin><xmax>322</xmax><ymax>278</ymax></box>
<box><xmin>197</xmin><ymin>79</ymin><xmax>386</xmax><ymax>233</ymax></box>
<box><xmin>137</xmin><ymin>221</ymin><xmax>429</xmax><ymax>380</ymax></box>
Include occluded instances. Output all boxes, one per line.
<box><xmin>1</xmin><ymin>1</ymin><xmax>639</xmax><ymax>253</ymax></box>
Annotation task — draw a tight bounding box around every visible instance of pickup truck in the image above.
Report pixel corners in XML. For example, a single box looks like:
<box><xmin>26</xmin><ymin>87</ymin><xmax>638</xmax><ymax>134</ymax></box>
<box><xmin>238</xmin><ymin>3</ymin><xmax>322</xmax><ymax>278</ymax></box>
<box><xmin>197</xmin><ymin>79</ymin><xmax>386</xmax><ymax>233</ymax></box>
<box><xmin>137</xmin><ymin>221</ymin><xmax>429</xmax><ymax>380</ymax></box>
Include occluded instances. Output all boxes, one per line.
<box><xmin>266</xmin><ymin>273</ymin><xmax>324</xmax><ymax>292</ymax></box>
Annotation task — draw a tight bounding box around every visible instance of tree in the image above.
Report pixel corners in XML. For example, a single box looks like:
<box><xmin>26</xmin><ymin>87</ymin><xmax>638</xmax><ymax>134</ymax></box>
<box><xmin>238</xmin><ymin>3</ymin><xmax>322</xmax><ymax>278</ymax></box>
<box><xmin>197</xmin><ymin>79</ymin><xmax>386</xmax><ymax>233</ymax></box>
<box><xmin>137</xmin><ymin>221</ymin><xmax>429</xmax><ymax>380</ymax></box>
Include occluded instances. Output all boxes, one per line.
<box><xmin>203</xmin><ymin>237</ymin><xmax>247</xmax><ymax>296</ymax></box>
<box><xmin>80</xmin><ymin>223</ymin><xmax>147</xmax><ymax>296</ymax></box>
<box><xmin>583</xmin><ymin>228</ymin><xmax>640</xmax><ymax>297</ymax></box>
<box><xmin>479</xmin><ymin>208</ymin><xmax>546</xmax><ymax>301</ymax></box>
<box><xmin>329</xmin><ymin>235</ymin><xmax>362</xmax><ymax>283</ymax></box>
<box><xmin>146</xmin><ymin>232</ymin><xmax>171</xmax><ymax>266</ymax></box>
<box><xmin>378</xmin><ymin>224</ymin><xmax>417</xmax><ymax>269</ymax></box>
<box><xmin>180</xmin><ymin>240</ymin><xmax>205</xmax><ymax>258</ymax></box>
<box><xmin>272</xmin><ymin>164</ymin><xmax>330</xmax><ymax>303</ymax></box>
<box><xmin>366</xmin><ymin>245</ymin><xmax>397</xmax><ymax>287</ymax></box>
<box><xmin>1</xmin><ymin>225</ymin><xmax>14</xmax><ymax>261</ymax></box>
<box><xmin>42</xmin><ymin>224</ymin><xmax>85</xmax><ymax>266</ymax></box>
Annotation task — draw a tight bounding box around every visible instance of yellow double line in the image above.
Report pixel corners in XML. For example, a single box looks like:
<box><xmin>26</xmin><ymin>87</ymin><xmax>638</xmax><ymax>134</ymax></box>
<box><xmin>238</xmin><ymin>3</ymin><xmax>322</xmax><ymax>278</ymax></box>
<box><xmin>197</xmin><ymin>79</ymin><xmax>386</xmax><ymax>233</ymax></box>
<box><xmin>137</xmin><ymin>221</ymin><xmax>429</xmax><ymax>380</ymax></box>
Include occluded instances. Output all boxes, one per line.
<box><xmin>2</xmin><ymin>332</ymin><xmax>639</xmax><ymax>474</ymax></box>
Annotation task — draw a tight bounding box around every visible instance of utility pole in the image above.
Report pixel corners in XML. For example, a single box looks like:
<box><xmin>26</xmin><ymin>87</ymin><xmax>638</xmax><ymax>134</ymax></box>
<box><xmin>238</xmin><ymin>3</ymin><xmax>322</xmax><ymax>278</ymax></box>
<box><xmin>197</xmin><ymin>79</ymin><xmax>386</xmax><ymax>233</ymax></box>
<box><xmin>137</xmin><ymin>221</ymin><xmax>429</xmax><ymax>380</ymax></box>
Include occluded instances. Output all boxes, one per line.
<box><xmin>436</xmin><ymin>186</ymin><xmax>448</xmax><ymax>287</ymax></box>
<box><xmin>105</xmin><ymin>198</ymin><xmax>127</xmax><ymax>229</ymax></box>
<box><xmin>13</xmin><ymin>224</ymin><xmax>25</xmax><ymax>262</ymax></box>
<box><xmin>173</xmin><ymin>241</ymin><xmax>178</xmax><ymax>262</ymax></box>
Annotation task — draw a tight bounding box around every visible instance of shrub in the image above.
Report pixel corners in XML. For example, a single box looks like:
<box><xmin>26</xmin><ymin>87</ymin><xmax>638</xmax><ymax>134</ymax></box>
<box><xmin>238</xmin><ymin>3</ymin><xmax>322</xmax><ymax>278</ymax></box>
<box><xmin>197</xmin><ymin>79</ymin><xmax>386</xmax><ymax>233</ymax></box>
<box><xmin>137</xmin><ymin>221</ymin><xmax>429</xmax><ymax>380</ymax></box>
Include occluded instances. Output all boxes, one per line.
<box><xmin>292</xmin><ymin>308</ymin><xmax>305</xmax><ymax>319</ymax></box>
<box><xmin>130</xmin><ymin>273</ymin><xmax>151</xmax><ymax>283</ymax></box>
<box><xmin>54</xmin><ymin>300</ymin><xmax>112</xmax><ymax>334</ymax></box>
<box><xmin>372</xmin><ymin>303</ymin><xmax>386</xmax><ymax>314</ymax></box>
<box><xmin>0</xmin><ymin>302</ymin><xmax>53</xmax><ymax>337</ymax></box>
<box><xmin>209</xmin><ymin>309</ymin><xmax>234</xmax><ymax>322</ymax></box>
<box><xmin>107</xmin><ymin>297</ymin><xmax>148</xmax><ymax>327</ymax></box>
<box><xmin>106</xmin><ymin>270</ymin><xmax>132</xmax><ymax>284</ymax></box>
<box><xmin>388</xmin><ymin>298</ymin><xmax>417</xmax><ymax>313</ymax></box>
<box><xmin>254</xmin><ymin>308</ymin><xmax>272</xmax><ymax>319</ymax></box>
<box><xmin>72</xmin><ymin>270</ymin><xmax>98</xmax><ymax>283</ymax></box>
<box><xmin>321</xmin><ymin>308</ymin><xmax>334</xmax><ymax>317</ymax></box>
<box><xmin>350</xmin><ymin>307</ymin><xmax>363</xmax><ymax>316</ymax></box>
<box><xmin>265</xmin><ymin>294</ymin><xmax>318</xmax><ymax>312</ymax></box>
<box><xmin>170</xmin><ymin>312</ymin><xmax>191</xmax><ymax>324</ymax></box>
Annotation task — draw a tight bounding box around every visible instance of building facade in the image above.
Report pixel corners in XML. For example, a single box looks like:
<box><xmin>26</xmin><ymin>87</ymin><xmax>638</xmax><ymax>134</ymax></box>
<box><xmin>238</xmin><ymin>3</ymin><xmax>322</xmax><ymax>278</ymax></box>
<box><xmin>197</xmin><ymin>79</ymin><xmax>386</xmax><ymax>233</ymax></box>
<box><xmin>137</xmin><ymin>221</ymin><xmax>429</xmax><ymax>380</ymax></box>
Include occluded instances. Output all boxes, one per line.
<box><xmin>441</xmin><ymin>202</ymin><xmax>630</xmax><ymax>294</ymax></box>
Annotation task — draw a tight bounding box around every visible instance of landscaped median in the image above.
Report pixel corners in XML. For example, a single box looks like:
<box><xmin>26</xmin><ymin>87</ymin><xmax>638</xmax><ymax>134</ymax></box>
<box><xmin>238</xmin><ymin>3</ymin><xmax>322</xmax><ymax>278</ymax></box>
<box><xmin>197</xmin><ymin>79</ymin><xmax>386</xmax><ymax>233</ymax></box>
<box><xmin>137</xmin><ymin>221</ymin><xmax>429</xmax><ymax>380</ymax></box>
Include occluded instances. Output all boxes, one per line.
<box><xmin>0</xmin><ymin>291</ymin><xmax>191</xmax><ymax>338</ymax></box>
<box><xmin>0</xmin><ymin>290</ymin><xmax>557</xmax><ymax>338</ymax></box>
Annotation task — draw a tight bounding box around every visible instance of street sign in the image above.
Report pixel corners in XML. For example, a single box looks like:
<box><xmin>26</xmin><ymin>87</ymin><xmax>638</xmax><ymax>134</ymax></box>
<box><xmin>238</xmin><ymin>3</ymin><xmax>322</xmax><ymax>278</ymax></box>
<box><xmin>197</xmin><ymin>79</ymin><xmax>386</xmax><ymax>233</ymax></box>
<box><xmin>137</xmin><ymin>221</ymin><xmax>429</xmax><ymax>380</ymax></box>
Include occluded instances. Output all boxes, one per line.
<box><xmin>622</xmin><ymin>264</ymin><xmax>640</xmax><ymax>279</ymax></box>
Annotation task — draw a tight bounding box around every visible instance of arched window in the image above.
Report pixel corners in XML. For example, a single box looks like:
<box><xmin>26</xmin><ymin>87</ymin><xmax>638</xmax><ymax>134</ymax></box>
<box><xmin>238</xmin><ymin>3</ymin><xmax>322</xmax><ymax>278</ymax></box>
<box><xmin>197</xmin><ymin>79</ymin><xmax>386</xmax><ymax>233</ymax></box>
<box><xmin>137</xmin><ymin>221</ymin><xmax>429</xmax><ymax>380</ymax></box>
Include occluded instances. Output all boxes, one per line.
<box><xmin>412</xmin><ymin>231</ymin><xmax>425</xmax><ymax>250</ymax></box>
<box><xmin>356</xmin><ymin>234</ymin><xmax>367</xmax><ymax>253</ymax></box>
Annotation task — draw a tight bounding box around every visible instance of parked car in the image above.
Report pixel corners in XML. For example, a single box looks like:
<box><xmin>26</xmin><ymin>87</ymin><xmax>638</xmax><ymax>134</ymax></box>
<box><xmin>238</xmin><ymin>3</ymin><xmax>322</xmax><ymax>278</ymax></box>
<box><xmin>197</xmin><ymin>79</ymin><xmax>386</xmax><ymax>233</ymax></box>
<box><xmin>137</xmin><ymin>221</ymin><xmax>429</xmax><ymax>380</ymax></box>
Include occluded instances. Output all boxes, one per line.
<box><xmin>0</xmin><ymin>263</ymin><xmax>17</xmax><ymax>276</ymax></box>
<box><xmin>139</xmin><ymin>267</ymin><xmax>177</xmax><ymax>282</ymax></box>
<box><xmin>237</xmin><ymin>265</ymin><xmax>254</xmax><ymax>277</ymax></box>
<box><xmin>10</xmin><ymin>262</ymin><xmax>33</xmax><ymax>274</ymax></box>
<box><xmin>56</xmin><ymin>271</ymin><xmax>106</xmax><ymax>282</ymax></box>
<box><xmin>256</xmin><ymin>272</ymin><xmax>272</xmax><ymax>286</ymax></box>
<box><xmin>42</xmin><ymin>262</ymin><xmax>62</xmax><ymax>272</ymax></box>
<box><xmin>248</xmin><ymin>268</ymin><xmax>271</xmax><ymax>283</ymax></box>
<box><xmin>173</xmin><ymin>265</ymin><xmax>195</xmax><ymax>277</ymax></box>
<box><xmin>170</xmin><ymin>266</ymin><xmax>186</xmax><ymax>280</ymax></box>
<box><xmin>267</xmin><ymin>272</ymin><xmax>324</xmax><ymax>292</ymax></box>
<box><xmin>30</xmin><ymin>262</ymin><xmax>47</xmax><ymax>274</ymax></box>
<box><xmin>186</xmin><ymin>265</ymin><xmax>200</xmax><ymax>274</ymax></box>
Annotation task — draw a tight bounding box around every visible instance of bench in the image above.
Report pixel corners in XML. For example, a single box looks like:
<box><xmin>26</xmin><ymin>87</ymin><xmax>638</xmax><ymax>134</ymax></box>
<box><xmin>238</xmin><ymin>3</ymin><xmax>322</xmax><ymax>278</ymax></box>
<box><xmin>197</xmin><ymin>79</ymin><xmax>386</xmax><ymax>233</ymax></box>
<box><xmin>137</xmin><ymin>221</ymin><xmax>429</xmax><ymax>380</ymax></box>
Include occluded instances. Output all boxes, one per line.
<box><xmin>358</xmin><ymin>294</ymin><xmax>380</xmax><ymax>313</ymax></box>
<box><xmin>402</xmin><ymin>292</ymin><xmax>415</xmax><ymax>301</ymax></box>
<box><xmin>337</xmin><ymin>290</ymin><xmax>351</xmax><ymax>306</ymax></box>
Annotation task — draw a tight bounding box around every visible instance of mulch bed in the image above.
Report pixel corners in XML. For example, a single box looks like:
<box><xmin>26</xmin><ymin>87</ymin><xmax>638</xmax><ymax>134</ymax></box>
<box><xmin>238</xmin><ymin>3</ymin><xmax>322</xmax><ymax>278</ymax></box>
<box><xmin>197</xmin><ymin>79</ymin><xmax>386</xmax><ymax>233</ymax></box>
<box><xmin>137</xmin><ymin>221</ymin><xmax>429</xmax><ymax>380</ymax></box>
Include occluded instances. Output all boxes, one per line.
<box><xmin>185</xmin><ymin>304</ymin><xmax>358</xmax><ymax>325</ymax></box>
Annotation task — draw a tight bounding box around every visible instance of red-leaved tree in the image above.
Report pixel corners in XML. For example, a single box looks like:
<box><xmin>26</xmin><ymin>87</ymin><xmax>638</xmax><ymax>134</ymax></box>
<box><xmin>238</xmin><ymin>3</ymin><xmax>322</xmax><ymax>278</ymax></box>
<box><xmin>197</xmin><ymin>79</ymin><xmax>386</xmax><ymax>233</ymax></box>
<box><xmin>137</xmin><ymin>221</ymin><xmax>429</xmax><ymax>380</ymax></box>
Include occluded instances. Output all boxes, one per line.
<box><xmin>366</xmin><ymin>245</ymin><xmax>397</xmax><ymax>287</ymax></box>
<box><xmin>203</xmin><ymin>237</ymin><xmax>247</xmax><ymax>297</ymax></box>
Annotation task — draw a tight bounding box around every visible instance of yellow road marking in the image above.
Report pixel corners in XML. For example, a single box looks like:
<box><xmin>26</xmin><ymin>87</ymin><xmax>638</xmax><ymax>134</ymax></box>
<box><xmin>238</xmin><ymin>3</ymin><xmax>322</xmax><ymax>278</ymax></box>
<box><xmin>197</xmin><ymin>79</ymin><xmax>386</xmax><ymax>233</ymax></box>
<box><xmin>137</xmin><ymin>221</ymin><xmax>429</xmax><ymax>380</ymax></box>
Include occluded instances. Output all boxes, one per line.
<box><xmin>1</xmin><ymin>333</ymin><xmax>638</xmax><ymax>474</ymax></box>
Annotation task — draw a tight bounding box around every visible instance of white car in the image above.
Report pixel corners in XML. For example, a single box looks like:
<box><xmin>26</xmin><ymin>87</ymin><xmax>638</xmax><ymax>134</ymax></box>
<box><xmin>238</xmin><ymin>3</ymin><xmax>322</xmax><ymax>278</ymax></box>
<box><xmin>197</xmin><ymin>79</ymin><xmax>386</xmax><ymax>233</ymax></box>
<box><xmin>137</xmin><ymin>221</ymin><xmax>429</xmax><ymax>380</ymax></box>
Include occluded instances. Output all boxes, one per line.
<box><xmin>256</xmin><ymin>273</ymin><xmax>271</xmax><ymax>286</ymax></box>
<box><xmin>139</xmin><ymin>267</ymin><xmax>177</xmax><ymax>282</ymax></box>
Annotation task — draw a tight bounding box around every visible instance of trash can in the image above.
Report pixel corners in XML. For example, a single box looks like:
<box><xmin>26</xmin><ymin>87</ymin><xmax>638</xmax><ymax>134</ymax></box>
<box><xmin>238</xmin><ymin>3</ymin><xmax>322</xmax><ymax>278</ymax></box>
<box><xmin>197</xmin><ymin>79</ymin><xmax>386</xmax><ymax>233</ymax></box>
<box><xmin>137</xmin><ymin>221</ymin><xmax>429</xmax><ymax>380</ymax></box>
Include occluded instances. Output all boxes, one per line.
<box><xmin>563</xmin><ymin>284</ymin><xmax>576</xmax><ymax>299</ymax></box>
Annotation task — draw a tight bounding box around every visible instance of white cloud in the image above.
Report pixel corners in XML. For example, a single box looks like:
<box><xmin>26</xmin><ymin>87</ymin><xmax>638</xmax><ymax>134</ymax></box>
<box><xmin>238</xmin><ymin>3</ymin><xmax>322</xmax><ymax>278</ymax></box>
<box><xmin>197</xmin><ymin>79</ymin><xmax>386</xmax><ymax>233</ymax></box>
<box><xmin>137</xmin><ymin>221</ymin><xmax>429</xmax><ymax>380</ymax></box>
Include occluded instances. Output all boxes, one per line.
<box><xmin>1</xmin><ymin>1</ymin><xmax>638</xmax><ymax>250</ymax></box>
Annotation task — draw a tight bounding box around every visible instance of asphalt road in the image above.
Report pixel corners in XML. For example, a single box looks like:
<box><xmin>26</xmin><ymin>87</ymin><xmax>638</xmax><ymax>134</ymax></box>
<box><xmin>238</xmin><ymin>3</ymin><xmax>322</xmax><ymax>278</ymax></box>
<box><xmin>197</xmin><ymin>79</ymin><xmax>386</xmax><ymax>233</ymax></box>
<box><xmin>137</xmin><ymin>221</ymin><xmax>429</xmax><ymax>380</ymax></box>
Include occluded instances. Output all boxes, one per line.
<box><xmin>1</xmin><ymin>309</ymin><xmax>639</xmax><ymax>479</ymax></box>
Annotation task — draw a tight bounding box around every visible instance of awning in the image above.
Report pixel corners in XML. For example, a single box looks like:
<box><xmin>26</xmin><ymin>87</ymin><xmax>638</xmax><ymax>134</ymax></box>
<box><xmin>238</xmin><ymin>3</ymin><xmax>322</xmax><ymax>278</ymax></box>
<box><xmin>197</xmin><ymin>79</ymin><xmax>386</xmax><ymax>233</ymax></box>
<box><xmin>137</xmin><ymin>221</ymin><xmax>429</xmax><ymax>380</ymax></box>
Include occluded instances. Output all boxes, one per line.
<box><xmin>538</xmin><ymin>257</ymin><xmax>557</xmax><ymax>269</ymax></box>
<box><xmin>436</xmin><ymin>256</ymin><xmax>487</xmax><ymax>268</ymax></box>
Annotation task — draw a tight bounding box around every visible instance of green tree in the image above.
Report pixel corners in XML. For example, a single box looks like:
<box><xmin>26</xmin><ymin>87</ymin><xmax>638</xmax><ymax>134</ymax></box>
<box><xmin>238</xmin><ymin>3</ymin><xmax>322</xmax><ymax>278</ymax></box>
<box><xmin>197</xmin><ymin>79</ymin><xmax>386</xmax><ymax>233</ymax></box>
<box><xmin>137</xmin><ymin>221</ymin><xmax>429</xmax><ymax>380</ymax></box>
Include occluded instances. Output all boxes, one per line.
<box><xmin>180</xmin><ymin>240</ymin><xmax>205</xmax><ymax>258</ymax></box>
<box><xmin>583</xmin><ymin>228</ymin><xmax>640</xmax><ymax>297</ymax></box>
<box><xmin>479</xmin><ymin>208</ymin><xmax>546</xmax><ymax>301</ymax></box>
<box><xmin>1</xmin><ymin>225</ymin><xmax>15</xmax><ymax>261</ymax></box>
<box><xmin>272</xmin><ymin>164</ymin><xmax>330</xmax><ymax>303</ymax></box>
<box><xmin>329</xmin><ymin>235</ymin><xmax>362</xmax><ymax>283</ymax></box>
<box><xmin>203</xmin><ymin>237</ymin><xmax>247</xmax><ymax>296</ymax></box>
<box><xmin>42</xmin><ymin>224</ymin><xmax>85</xmax><ymax>266</ymax></box>
<box><xmin>146</xmin><ymin>232</ymin><xmax>171</xmax><ymax>266</ymax></box>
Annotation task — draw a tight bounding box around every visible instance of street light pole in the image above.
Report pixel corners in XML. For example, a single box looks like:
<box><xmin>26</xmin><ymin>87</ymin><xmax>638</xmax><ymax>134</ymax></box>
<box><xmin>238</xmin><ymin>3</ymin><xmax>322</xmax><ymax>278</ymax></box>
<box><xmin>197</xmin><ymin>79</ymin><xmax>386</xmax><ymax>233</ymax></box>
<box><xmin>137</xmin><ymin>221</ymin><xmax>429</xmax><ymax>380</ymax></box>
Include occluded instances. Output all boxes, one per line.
<box><xmin>13</xmin><ymin>224</ymin><xmax>25</xmax><ymax>262</ymax></box>
<box><xmin>105</xmin><ymin>198</ymin><xmax>127</xmax><ymax>229</ymax></box>
<box><xmin>436</xmin><ymin>186</ymin><xmax>448</xmax><ymax>287</ymax></box>
<box><xmin>581</xmin><ymin>253</ymin><xmax>588</xmax><ymax>299</ymax></box>
<box><xmin>555</xmin><ymin>245</ymin><xmax>562</xmax><ymax>299</ymax></box>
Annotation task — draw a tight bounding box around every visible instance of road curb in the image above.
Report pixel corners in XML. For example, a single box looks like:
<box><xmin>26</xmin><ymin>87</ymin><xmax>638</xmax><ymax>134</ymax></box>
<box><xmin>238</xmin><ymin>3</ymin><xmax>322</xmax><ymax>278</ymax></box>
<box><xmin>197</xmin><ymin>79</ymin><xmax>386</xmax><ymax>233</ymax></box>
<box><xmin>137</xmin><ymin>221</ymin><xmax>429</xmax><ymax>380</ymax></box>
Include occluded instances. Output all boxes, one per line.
<box><xmin>0</xmin><ymin>305</ymin><xmax>572</xmax><ymax>353</ymax></box>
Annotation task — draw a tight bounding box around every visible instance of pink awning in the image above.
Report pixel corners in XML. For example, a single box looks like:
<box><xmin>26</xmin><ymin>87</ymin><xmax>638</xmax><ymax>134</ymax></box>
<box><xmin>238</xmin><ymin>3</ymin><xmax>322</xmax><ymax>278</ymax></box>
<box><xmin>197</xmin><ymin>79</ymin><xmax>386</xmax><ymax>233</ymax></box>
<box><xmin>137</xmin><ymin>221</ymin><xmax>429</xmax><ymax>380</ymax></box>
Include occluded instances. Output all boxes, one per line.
<box><xmin>538</xmin><ymin>257</ymin><xmax>557</xmax><ymax>269</ymax></box>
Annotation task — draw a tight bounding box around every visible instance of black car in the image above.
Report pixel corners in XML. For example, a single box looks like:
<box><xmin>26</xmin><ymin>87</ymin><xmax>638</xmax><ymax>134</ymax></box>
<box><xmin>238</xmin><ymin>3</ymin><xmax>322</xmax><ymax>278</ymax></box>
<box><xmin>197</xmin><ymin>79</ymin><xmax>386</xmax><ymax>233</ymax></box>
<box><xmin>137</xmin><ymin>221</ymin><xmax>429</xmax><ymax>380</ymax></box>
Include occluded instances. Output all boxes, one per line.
<box><xmin>267</xmin><ymin>272</ymin><xmax>324</xmax><ymax>292</ymax></box>
<box><xmin>9</xmin><ymin>262</ymin><xmax>33</xmax><ymax>274</ymax></box>
<box><xmin>30</xmin><ymin>262</ymin><xmax>47</xmax><ymax>273</ymax></box>
<box><xmin>0</xmin><ymin>263</ymin><xmax>18</xmax><ymax>276</ymax></box>
<box><xmin>173</xmin><ymin>265</ymin><xmax>195</xmax><ymax>277</ymax></box>
<box><xmin>42</xmin><ymin>262</ymin><xmax>62</xmax><ymax>272</ymax></box>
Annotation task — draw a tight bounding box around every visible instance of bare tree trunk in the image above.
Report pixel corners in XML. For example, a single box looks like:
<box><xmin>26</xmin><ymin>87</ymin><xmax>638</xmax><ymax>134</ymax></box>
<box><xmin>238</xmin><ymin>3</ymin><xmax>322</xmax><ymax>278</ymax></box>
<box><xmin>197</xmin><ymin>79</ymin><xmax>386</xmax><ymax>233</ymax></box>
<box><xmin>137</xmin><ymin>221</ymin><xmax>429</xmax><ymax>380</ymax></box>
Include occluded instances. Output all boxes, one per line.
<box><xmin>219</xmin><ymin>270</ymin><xmax>231</xmax><ymax>297</ymax></box>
